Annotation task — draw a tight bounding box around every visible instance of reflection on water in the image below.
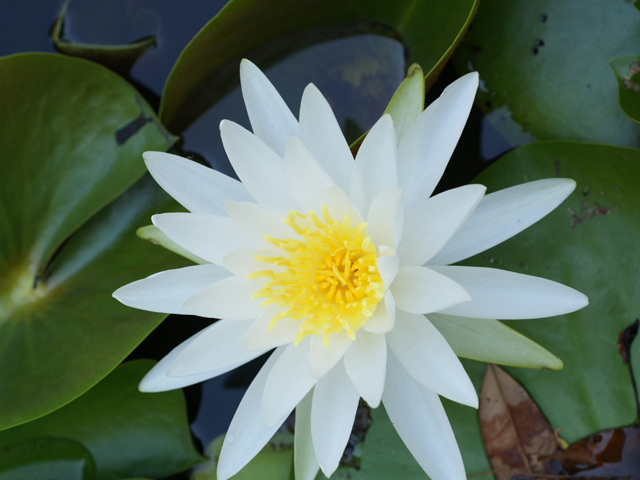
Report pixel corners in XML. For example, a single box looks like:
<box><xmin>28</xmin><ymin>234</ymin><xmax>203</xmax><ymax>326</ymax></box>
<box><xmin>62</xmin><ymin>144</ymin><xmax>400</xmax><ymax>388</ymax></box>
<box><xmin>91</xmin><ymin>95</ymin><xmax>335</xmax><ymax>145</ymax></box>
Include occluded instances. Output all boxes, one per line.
<box><xmin>481</xmin><ymin>105</ymin><xmax>535</xmax><ymax>159</ymax></box>
<box><xmin>181</xmin><ymin>34</ymin><xmax>406</xmax><ymax>177</ymax></box>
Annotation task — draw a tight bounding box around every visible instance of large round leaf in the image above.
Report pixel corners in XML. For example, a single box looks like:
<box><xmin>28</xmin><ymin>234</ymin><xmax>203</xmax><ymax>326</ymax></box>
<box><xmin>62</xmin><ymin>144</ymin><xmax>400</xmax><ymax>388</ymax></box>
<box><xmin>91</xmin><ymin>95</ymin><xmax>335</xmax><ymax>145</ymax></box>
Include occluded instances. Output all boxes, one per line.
<box><xmin>0</xmin><ymin>360</ymin><xmax>202</xmax><ymax>480</ymax></box>
<box><xmin>159</xmin><ymin>0</ymin><xmax>478</xmax><ymax>133</ymax></box>
<box><xmin>467</xmin><ymin>141</ymin><xmax>640</xmax><ymax>441</ymax></box>
<box><xmin>0</xmin><ymin>53</ymin><xmax>174</xmax><ymax>278</ymax></box>
<box><xmin>453</xmin><ymin>0</ymin><xmax>640</xmax><ymax>148</ymax></box>
<box><xmin>0</xmin><ymin>171</ymin><xmax>191</xmax><ymax>430</ymax></box>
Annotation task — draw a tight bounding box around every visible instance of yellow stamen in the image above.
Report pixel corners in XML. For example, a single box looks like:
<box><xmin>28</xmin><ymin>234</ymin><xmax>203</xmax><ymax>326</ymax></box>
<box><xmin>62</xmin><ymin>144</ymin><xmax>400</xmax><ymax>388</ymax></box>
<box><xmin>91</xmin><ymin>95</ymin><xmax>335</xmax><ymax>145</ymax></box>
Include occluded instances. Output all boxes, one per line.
<box><xmin>249</xmin><ymin>205</ymin><xmax>384</xmax><ymax>347</ymax></box>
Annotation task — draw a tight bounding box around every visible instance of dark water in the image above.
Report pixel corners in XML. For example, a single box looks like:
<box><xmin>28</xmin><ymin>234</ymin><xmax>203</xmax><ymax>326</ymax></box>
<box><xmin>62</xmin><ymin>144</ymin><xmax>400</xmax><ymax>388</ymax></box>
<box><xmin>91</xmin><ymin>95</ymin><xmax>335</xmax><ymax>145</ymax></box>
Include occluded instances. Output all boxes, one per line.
<box><xmin>0</xmin><ymin>0</ymin><xmax>516</xmax><ymax>455</ymax></box>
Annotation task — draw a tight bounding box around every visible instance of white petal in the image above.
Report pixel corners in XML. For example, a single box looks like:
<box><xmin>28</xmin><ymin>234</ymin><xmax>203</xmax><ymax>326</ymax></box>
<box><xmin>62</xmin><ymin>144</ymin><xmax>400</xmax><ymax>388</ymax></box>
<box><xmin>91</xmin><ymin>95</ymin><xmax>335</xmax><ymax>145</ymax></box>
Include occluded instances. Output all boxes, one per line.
<box><xmin>383</xmin><ymin>351</ymin><xmax>466</xmax><ymax>480</ymax></box>
<box><xmin>183</xmin><ymin>276</ymin><xmax>262</xmax><ymax>319</ymax></box>
<box><xmin>376</xmin><ymin>248</ymin><xmax>399</xmax><ymax>290</ymax></box>
<box><xmin>143</xmin><ymin>151</ymin><xmax>252</xmax><ymax>215</ymax></box>
<box><xmin>363</xmin><ymin>290</ymin><xmax>395</xmax><ymax>334</ymax></box>
<box><xmin>430</xmin><ymin>266</ymin><xmax>589</xmax><ymax>319</ymax></box>
<box><xmin>222</xmin><ymin>246</ymin><xmax>284</xmax><ymax>279</ymax></box>
<box><xmin>344</xmin><ymin>330</ymin><xmax>387</xmax><ymax>407</ymax></box>
<box><xmin>113</xmin><ymin>264</ymin><xmax>230</xmax><ymax>315</ymax></box>
<box><xmin>262</xmin><ymin>340</ymin><xmax>318</xmax><ymax>428</ymax></box>
<box><xmin>428</xmin><ymin>178</ymin><xmax>577</xmax><ymax>266</ymax></box>
<box><xmin>397</xmin><ymin>72</ymin><xmax>478</xmax><ymax>212</ymax></box>
<box><xmin>139</xmin><ymin>325</ymin><xmax>260</xmax><ymax>392</ymax></box>
<box><xmin>220</xmin><ymin>119</ymin><xmax>298</xmax><ymax>211</ymax></box>
<box><xmin>225</xmin><ymin>200</ymin><xmax>294</xmax><ymax>246</ymax></box>
<box><xmin>168</xmin><ymin>319</ymin><xmax>267</xmax><ymax>377</ymax></box>
<box><xmin>350</xmin><ymin>114</ymin><xmax>397</xmax><ymax>218</ymax></box>
<box><xmin>242</xmin><ymin>305</ymin><xmax>299</xmax><ymax>350</ymax></box>
<box><xmin>386</xmin><ymin>311</ymin><xmax>478</xmax><ymax>407</ymax></box>
<box><xmin>311</xmin><ymin>361</ymin><xmax>360</xmax><ymax>477</ymax></box>
<box><xmin>152</xmin><ymin>213</ymin><xmax>254</xmax><ymax>265</ymax></box>
<box><xmin>299</xmin><ymin>83</ymin><xmax>353</xmax><ymax>192</ymax></box>
<box><xmin>308</xmin><ymin>331</ymin><xmax>353</xmax><ymax>378</ymax></box>
<box><xmin>390</xmin><ymin>266</ymin><xmax>471</xmax><ymax>314</ymax></box>
<box><xmin>217</xmin><ymin>347</ymin><xmax>287</xmax><ymax>480</ymax></box>
<box><xmin>398</xmin><ymin>184</ymin><xmax>486</xmax><ymax>266</ymax></box>
<box><xmin>295</xmin><ymin>390</ymin><xmax>320</xmax><ymax>480</ymax></box>
<box><xmin>321</xmin><ymin>185</ymin><xmax>363</xmax><ymax>223</ymax></box>
<box><xmin>367</xmin><ymin>187</ymin><xmax>403</xmax><ymax>249</ymax></box>
<box><xmin>239</xmin><ymin>59</ymin><xmax>299</xmax><ymax>158</ymax></box>
<box><xmin>285</xmin><ymin>136</ymin><xmax>335</xmax><ymax>212</ymax></box>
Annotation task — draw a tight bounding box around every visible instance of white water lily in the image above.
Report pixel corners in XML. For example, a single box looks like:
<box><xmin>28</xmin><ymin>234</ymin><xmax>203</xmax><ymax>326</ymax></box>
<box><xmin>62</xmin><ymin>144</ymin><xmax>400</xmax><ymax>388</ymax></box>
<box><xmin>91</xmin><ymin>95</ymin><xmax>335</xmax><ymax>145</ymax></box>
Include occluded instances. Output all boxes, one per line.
<box><xmin>114</xmin><ymin>60</ymin><xmax>588</xmax><ymax>480</ymax></box>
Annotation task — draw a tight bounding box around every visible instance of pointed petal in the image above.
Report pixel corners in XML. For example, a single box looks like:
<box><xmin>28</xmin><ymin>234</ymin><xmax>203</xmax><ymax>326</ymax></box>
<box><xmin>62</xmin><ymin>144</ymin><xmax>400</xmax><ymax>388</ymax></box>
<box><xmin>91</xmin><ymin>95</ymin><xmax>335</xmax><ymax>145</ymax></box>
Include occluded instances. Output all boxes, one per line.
<box><xmin>217</xmin><ymin>347</ymin><xmax>287</xmax><ymax>480</ymax></box>
<box><xmin>143</xmin><ymin>151</ymin><xmax>252</xmax><ymax>215</ymax></box>
<box><xmin>429</xmin><ymin>179</ymin><xmax>577</xmax><ymax>266</ymax></box>
<box><xmin>386</xmin><ymin>311</ymin><xmax>477</xmax><ymax>407</ymax></box>
<box><xmin>383</xmin><ymin>63</ymin><xmax>425</xmax><ymax>145</ymax></box>
<box><xmin>322</xmin><ymin>185</ymin><xmax>362</xmax><ymax>223</ymax></box>
<box><xmin>139</xmin><ymin>325</ymin><xmax>261</xmax><ymax>392</ymax></box>
<box><xmin>183</xmin><ymin>276</ymin><xmax>262</xmax><ymax>319</ymax></box>
<box><xmin>113</xmin><ymin>264</ymin><xmax>230</xmax><ymax>314</ymax></box>
<box><xmin>295</xmin><ymin>389</ymin><xmax>320</xmax><ymax>480</ymax></box>
<box><xmin>220</xmin><ymin>119</ymin><xmax>298</xmax><ymax>211</ymax></box>
<box><xmin>239</xmin><ymin>59</ymin><xmax>299</xmax><ymax>158</ymax></box>
<box><xmin>376</xmin><ymin>248</ymin><xmax>399</xmax><ymax>290</ymax></box>
<box><xmin>299</xmin><ymin>83</ymin><xmax>352</xmax><ymax>191</ymax></box>
<box><xmin>350</xmin><ymin>114</ymin><xmax>397</xmax><ymax>218</ymax></box>
<box><xmin>363</xmin><ymin>290</ymin><xmax>395</xmax><ymax>334</ymax></box>
<box><xmin>398</xmin><ymin>184</ymin><xmax>486</xmax><ymax>266</ymax></box>
<box><xmin>222</xmin><ymin>246</ymin><xmax>284</xmax><ymax>279</ymax></box>
<box><xmin>225</xmin><ymin>200</ymin><xmax>293</xmax><ymax>246</ymax></box>
<box><xmin>427</xmin><ymin>313</ymin><xmax>563</xmax><ymax>370</ymax></box>
<box><xmin>390</xmin><ymin>266</ymin><xmax>471</xmax><ymax>314</ymax></box>
<box><xmin>168</xmin><ymin>319</ymin><xmax>267</xmax><ymax>377</ymax></box>
<box><xmin>152</xmin><ymin>213</ymin><xmax>254</xmax><ymax>265</ymax></box>
<box><xmin>137</xmin><ymin>225</ymin><xmax>209</xmax><ymax>264</ymax></box>
<box><xmin>242</xmin><ymin>305</ymin><xmax>299</xmax><ymax>350</ymax></box>
<box><xmin>367</xmin><ymin>187</ymin><xmax>403</xmax><ymax>249</ymax></box>
<box><xmin>262</xmin><ymin>340</ymin><xmax>318</xmax><ymax>428</ymax></box>
<box><xmin>285</xmin><ymin>136</ymin><xmax>335</xmax><ymax>212</ymax></box>
<box><xmin>344</xmin><ymin>330</ymin><xmax>387</xmax><ymax>407</ymax></box>
<box><xmin>383</xmin><ymin>351</ymin><xmax>466</xmax><ymax>480</ymax></box>
<box><xmin>311</xmin><ymin>361</ymin><xmax>360</xmax><ymax>477</ymax></box>
<box><xmin>308</xmin><ymin>331</ymin><xmax>353</xmax><ymax>378</ymax></box>
<box><xmin>397</xmin><ymin>72</ymin><xmax>478</xmax><ymax>212</ymax></box>
<box><xmin>430</xmin><ymin>266</ymin><xmax>589</xmax><ymax>319</ymax></box>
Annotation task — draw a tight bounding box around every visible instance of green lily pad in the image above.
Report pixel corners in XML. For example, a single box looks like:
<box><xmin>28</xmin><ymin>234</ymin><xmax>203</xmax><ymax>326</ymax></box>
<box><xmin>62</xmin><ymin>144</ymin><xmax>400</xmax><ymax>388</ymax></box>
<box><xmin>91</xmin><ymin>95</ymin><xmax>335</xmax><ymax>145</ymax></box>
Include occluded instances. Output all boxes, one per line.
<box><xmin>159</xmin><ymin>0</ymin><xmax>478</xmax><ymax>133</ymax></box>
<box><xmin>51</xmin><ymin>0</ymin><xmax>156</xmax><ymax>75</ymax></box>
<box><xmin>468</xmin><ymin>141</ymin><xmax>640</xmax><ymax>442</ymax></box>
<box><xmin>0</xmin><ymin>361</ymin><xmax>202</xmax><ymax>480</ymax></box>
<box><xmin>0</xmin><ymin>53</ymin><xmax>183</xmax><ymax>430</ymax></box>
<box><xmin>0</xmin><ymin>437</ymin><xmax>95</xmax><ymax>480</ymax></box>
<box><xmin>610</xmin><ymin>55</ymin><xmax>640</xmax><ymax>124</ymax></box>
<box><xmin>453</xmin><ymin>0</ymin><xmax>640</xmax><ymax>148</ymax></box>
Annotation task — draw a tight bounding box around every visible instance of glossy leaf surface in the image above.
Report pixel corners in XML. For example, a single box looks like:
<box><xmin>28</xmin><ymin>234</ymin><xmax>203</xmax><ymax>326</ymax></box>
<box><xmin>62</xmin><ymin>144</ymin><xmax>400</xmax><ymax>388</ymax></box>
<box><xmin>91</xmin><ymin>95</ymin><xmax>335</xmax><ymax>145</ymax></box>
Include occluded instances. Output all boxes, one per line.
<box><xmin>0</xmin><ymin>361</ymin><xmax>202</xmax><ymax>480</ymax></box>
<box><xmin>0</xmin><ymin>53</ymin><xmax>182</xmax><ymax>429</ymax></box>
<box><xmin>454</xmin><ymin>0</ymin><xmax>640</xmax><ymax>148</ymax></box>
<box><xmin>159</xmin><ymin>0</ymin><xmax>478</xmax><ymax>133</ymax></box>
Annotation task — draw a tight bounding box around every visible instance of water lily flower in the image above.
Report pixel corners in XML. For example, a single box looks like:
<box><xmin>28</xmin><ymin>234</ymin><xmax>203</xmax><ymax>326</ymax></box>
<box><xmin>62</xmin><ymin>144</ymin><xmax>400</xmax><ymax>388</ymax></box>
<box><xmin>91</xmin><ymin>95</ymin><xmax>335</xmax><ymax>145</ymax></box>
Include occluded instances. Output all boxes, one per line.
<box><xmin>114</xmin><ymin>60</ymin><xmax>588</xmax><ymax>480</ymax></box>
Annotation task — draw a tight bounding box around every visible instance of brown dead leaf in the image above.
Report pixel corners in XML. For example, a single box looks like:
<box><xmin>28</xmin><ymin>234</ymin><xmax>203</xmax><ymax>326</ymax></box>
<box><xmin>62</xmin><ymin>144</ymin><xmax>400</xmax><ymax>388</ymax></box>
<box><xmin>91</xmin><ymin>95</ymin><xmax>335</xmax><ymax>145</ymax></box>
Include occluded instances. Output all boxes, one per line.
<box><xmin>480</xmin><ymin>364</ymin><xmax>560</xmax><ymax>480</ymax></box>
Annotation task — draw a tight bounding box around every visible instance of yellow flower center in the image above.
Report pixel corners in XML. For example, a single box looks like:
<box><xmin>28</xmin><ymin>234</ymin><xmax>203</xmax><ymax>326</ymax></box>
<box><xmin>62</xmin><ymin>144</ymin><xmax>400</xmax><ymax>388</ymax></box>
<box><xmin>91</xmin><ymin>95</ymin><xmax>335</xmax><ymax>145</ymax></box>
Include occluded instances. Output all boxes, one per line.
<box><xmin>248</xmin><ymin>205</ymin><xmax>384</xmax><ymax>347</ymax></box>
